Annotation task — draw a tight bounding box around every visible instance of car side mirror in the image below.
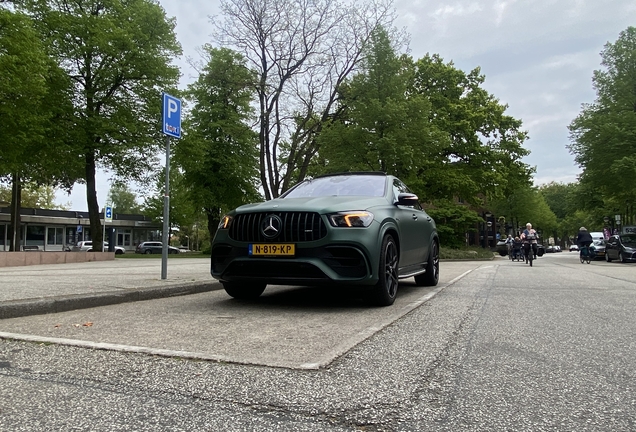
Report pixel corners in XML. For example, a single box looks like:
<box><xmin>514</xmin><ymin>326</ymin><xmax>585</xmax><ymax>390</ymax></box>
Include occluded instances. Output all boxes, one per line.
<box><xmin>396</xmin><ymin>193</ymin><xmax>419</xmax><ymax>206</ymax></box>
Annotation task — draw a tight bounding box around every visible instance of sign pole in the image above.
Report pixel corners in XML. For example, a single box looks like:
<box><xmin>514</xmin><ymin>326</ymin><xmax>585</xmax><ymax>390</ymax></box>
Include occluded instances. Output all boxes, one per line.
<box><xmin>160</xmin><ymin>92</ymin><xmax>181</xmax><ymax>280</ymax></box>
<box><xmin>161</xmin><ymin>135</ymin><xmax>170</xmax><ymax>279</ymax></box>
<box><xmin>102</xmin><ymin>207</ymin><xmax>106</xmax><ymax>252</ymax></box>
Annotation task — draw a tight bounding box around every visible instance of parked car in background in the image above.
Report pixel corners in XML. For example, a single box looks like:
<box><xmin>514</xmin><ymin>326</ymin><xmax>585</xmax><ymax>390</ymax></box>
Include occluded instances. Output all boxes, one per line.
<box><xmin>71</xmin><ymin>241</ymin><xmax>125</xmax><ymax>255</ymax></box>
<box><xmin>211</xmin><ymin>172</ymin><xmax>440</xmax><ymax>306</ymax></box>
<box><xmin>590</xmin><ymin>232</ymin><xmax>605</xmax><ymax>242</ymax></box>
<box><xmin>135</xmin><ymin>241</ymin><xmax>180</xmax><ymax>254</ymax></box>
<box><xmin>545</xmin><ymin>246</ymin><xmax>556</xmax><ymax>253</ymax></box>
<box><xmin>604</xmin><ymin>234</ymin><xmax>636</xmax><ymax>263</ymax></box>
<box><xmin>554</xmin><ymin>245</ymin><xmax>562</xmax><ymax>252</ymax></box>
<box><xmin>590</xmin><ymin>239</ymin><xmax>606</xmax><ymax>260</ymax></box>
<box><xmin>569</xmin><ymin>244</ymin><xmax>579</xmax><ymax>252</ymax></box>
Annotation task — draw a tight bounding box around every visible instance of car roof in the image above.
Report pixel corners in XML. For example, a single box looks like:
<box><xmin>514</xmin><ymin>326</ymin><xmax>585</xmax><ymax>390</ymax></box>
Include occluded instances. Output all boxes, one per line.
<box><xmin>314</xmin><ymin>171</ymin><xmax>387</xmax><ymax>179</ymax></box>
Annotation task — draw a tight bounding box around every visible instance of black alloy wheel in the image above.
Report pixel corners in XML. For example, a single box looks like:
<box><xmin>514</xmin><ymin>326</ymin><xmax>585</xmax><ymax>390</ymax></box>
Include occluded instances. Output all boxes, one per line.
<box><xmin>606</xmin><ymin>252</ymin><xmax>612</xmax><ymax>262</ymax></box>
<box><xmin>415</xmin><ymin>240</ymin><xmax>439</xmax><ymax>287</ymax></box>
<box><xmin>222</xmin><ymin>282</ymin><xmax>267</xmax><ymax>300</ymax></box>
<box><xmin>371</xmin><ymin>234</ymin><xmax>399</xmax><ymax>306</ymax></box>
<box><xmin>619</xmin><ymin>252</ymin><xmax>626</xmax><ymax>263</ymax></box>
<box><xmin>144</xmin><ymin>249</ymin><xmax>152</xmax><ymax>255</ymax></box>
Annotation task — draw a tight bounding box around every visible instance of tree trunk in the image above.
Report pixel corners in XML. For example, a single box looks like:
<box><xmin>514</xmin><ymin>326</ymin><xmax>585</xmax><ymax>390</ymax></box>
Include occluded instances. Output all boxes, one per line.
<box><xmin>85</xmin><ymin>150</ymin><xmax>104</xmax><ymax>251</ymax></box>
<box><xmin>9</xmin><ymin>173</ymin><xmax>22</xmax><ymax>252</ymax></box>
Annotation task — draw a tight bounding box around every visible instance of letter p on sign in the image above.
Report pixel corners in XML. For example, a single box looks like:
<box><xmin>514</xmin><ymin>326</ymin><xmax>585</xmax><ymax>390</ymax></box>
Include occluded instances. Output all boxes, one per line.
<box><xmin>162</xmin><ymin>93</ymin><xmax>181</xmax><ymax>138</ymax></box>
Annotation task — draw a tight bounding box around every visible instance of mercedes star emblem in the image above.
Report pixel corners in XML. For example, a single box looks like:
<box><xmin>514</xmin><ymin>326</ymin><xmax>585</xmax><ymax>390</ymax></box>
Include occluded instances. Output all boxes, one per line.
<box><xmin>261</xmin><ymin>215</ymin><xmax>282</xmax><ymax>239</ymax></box>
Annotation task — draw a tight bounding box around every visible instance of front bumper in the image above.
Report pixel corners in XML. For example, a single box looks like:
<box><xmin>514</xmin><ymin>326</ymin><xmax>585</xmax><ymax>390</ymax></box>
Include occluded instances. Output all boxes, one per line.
<box><xmin>211</xmin><ymin>226</ymin><xmax>382</xmax><ymax>286</ymax></box>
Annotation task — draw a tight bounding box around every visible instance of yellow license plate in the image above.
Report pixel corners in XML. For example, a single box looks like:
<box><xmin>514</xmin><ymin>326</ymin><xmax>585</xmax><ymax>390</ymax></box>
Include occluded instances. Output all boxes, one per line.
<box><xmin>249</xmin><ymin>244</ymin><xmax>295</xmax><ymax>256</ymax></box>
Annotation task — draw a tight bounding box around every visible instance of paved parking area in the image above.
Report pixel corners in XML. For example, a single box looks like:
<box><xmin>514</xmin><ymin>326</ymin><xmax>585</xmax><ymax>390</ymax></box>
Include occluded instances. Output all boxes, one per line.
<box><xmin>0</xmin><ymin>260</ymin><xmax>482</xmax><ymax>369</ymax></box>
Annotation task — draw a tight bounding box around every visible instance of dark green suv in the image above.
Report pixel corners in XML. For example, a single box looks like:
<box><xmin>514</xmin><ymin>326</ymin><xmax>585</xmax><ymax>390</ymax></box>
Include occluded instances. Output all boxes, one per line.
<box><xmin>211</xmin><ymin>172</ymin><xmax>439</xmax><ymax>306</ymax></box>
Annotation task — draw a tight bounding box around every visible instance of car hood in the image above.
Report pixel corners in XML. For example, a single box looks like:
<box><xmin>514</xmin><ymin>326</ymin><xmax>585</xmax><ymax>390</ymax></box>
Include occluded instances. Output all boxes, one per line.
<box><xmin>234</xmin><ymin>196</ymin><xmax>389</xmax><ymax>214</ymax></box>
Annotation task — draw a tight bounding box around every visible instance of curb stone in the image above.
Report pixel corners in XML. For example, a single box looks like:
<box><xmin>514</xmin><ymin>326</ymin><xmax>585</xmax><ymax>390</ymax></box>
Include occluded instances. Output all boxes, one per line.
<box><xmin>0</xmin><ymin>282</ymin><xmax>222</xmax><ymax>320</ymax></box>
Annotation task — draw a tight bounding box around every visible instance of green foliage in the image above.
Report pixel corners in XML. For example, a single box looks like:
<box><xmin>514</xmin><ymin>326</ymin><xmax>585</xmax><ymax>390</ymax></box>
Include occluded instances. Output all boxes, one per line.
<box><xmin>440</xmin><ymin>246</ymin><xmax>494</xmax><ymax>260</ymax></box>
<box><xmin>175</xmin><ymin>47</ymin><xmax>261</xmax><ymax>238</ymax></box>
<box><xmin>107</xmin><ymin>182</ymin><xmax>141</xmax><ymax>214</ymax></box>
<box><xmin>568</xmin><ymin>26</ymin><xmax>636</xmax><ymax>206</ymax></box>
<box><xmin>0</xmin><ymin>9</ymin><xmax>48</xmax><ymax>175</ymax></box>
<box><xmin>316</xmin><ymin>28</ymin><xmax>436</xmax><ymax>188</ymax></box>
<box><xmin>426</xmin><ymin>201</ymin><xmax>483</xmax><ymax>248</ymax></box>
<box><xmin>0</xmin><ymin>9</ymin><xmax>78</xmax><ymax>187</ymax></box>
<box><xmin>0</xmin><ymin>183</ymin><xmax>70</xmax><ymax>209</ymax></box>
<box><xmin>489</xmin><ymin>186</ymin><xmax>558</xmax><ymax>235</ymax></box>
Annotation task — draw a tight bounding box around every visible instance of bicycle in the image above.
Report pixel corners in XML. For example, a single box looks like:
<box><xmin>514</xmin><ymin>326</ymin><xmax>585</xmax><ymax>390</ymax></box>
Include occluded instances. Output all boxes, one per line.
<box><xmin>579</xmin><ymin>245</ymin><xmax>592</xmax><ymax>264</ymax></box>
<box><xmin>524</xmin><ymin>243</ymin><xmax>535</xmax><ymax>267</ymax></box>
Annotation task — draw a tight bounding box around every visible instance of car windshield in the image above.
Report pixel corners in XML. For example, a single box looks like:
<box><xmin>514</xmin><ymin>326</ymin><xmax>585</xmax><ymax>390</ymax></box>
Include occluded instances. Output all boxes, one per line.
<box><xmin>621</xmin><ymin>234</ymin><xmax>636</xmax><ymax>246</ymax></box>
<box><xmin>282</xmin><ymin>175</ymin><xmax>386</xmax><ymax>198</ymax></box>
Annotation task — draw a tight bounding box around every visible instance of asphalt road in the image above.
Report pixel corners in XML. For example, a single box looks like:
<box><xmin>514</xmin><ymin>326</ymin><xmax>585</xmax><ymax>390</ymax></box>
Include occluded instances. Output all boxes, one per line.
<box><xmin>1</xmin><ymin>252</ymin><xmax>635</xmax><ymax>431</ymax></box>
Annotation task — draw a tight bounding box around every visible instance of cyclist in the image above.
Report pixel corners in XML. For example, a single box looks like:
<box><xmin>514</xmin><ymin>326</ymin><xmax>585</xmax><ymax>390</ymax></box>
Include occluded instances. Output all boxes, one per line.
<box><xmin>504</xmin><ymin>234</ymin><xmax>514</xmax><ymax>257</ymax></box>
<box><xmin>520</xmin><ymin>223</ymin><xmax>539</xmax><ymax>262</ymax></box>
<box><xmin>512</xmin><ymin>236</ymin><xmax>523</xmax><ymax>260</ymax></box>
<box><xmin>576</xmin><ymin>227</ymin><xmax>593</xmax><ymax>260</ymax></box>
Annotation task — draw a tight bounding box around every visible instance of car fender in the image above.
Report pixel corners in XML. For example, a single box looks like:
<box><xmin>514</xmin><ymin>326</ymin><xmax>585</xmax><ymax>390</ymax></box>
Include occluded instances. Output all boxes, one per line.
<box><xmin>377</xmin><ymin>219</ymin><xmax>400</xmax><ymax>248</ymax></box>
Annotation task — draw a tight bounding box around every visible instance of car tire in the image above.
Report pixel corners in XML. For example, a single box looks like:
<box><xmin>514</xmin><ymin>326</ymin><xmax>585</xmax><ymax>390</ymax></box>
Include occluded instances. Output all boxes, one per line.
<box><xmin>619</xmin><ymin>252</ymin><xmax>626</xmax><ymax>263</ymax></box>
<box><xmin>222</xmin><ymin>282</ymin><xmax>266</xmax><ymax>300</ymax></box>
<box><xmin>605</xmin><ymin>253</ymin><xmax>612</xmax><ymax>262</ymax></box>
<box><xmin>370</xmin><ymin>234</ymin><xmax>399</xmax><ymax>306</ymax></box>
<box><xmin>115</xmin><ymin>249</ymin><xmax>124</xmax><ymax>255</ymax></box>
<box><xmin>144</xmin><ymin>250</ymin><xmax>152</xmax><ymax>255</ymax></box>
<box><xmin>414</xmin><ymin>240</ymin><xmax>439</xmax><ymax>287</ymax></box>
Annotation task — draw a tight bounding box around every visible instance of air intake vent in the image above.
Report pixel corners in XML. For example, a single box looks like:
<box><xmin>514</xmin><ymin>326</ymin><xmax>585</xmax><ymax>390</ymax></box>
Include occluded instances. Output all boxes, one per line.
<box><xmin>229</xmin><ymin>212</ymin><xmax>327</xmax><ymax>242</ymax></box>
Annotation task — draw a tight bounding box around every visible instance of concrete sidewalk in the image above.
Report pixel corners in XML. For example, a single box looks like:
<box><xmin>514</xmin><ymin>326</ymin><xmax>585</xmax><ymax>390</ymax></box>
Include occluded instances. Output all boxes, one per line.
<box><xmin>0</xmin><ymin>257</ymin><xmax>219</xmax><ymax>319</ymax></box>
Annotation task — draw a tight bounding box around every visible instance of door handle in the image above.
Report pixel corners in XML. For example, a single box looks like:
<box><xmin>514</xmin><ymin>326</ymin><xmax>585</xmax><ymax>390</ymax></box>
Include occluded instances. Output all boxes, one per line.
<box><xmin>412</xmin><ymin>214</ymin><xmax>418</xmax><ymax>220</ymax></box>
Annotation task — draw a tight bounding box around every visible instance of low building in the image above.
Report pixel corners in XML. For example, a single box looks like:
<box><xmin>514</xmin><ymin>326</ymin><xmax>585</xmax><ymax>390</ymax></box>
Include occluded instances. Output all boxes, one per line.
<box><xmin>0</xmin><ymin>207</ymin><xmax>161</xmax><ymax>252</ymax></box>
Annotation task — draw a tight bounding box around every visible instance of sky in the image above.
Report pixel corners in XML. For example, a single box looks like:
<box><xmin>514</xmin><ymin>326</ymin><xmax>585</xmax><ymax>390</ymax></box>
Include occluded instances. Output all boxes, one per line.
<box><xmin>56</xmin><ymin>0</ymin><xmax>636</xmax><ymax>211</ymax></box>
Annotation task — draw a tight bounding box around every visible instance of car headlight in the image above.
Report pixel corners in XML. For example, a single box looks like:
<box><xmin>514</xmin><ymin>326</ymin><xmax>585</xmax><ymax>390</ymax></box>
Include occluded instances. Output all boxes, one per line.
<box><xmin>328</xmin><ymin>211</ymin><xmax>374</xmax><ymax>227</ymax></box>
<box><xmin>218</xmin><ymin>215</ymin><xmax>233</xmax><ymax>229</ymax></box>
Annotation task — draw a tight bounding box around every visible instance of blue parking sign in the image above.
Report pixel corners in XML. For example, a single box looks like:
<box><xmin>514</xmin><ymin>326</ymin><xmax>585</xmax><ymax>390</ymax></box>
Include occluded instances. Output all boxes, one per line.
<box><xmin>162</xmin><ymin>93</ymin><xmax>181</xmax><ymax>138</ymax></box>
<box><xmin>105</xmin><ymin>206</ymin><xmax>113</xmax><ymax>222</ymax></box>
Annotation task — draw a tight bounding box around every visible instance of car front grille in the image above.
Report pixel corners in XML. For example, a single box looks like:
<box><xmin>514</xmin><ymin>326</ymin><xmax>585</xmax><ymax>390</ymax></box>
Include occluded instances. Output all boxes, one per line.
<box><xmin>229</xmin><ymin>212</ymin><xmax>327</xmax><ymax>242</ymax></box>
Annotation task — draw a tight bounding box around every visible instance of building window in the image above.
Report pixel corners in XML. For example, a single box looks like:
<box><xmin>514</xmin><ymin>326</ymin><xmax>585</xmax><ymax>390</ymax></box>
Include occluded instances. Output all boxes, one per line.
<box><xmin>0</xmin><ymin>224</ymin><xmax>5</xmax><ymax>249</ymax></box>
<box><xmin>47</xmin><ymin>227</ymin><xmax>64</xmax><ymax>245</ymax></box>
<box><xmin>117</xmin><ymin>229</ymin><xmax>132</xmax><ymax>246</ymax></box>
<box><xmin>26</xmin><ymin>225</ymin><xmax>45</xmax><ymax>246</ymax></box>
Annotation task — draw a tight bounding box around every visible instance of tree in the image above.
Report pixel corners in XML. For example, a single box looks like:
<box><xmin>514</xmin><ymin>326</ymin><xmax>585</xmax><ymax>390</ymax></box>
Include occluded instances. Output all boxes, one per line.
<box><xmin>410</xmin><ymin>54</ymin><xmax>533</xmax><ymax>206</ymax></box>
<box><xmin>107</xmin><ymin>183</ymin><xmax>141</xmax><ymax>214</ymax></box>
<box><xmin>214</xmin><ymin>0</ymin><xmax>397</xmax><ymax>199</ymax></box>
<box><xmin>0</xmin><ymin>8</ymin><xmax>78</xmax><ymax>250</ymax></box>
<box><xmin>16</xmin><ymin>0</ymin><xmax>182</xmax><ymax>252</ymax></box>
<box><xmin>142</xmin><ymin>168</ymin><xmax>200</xmax><ymax>245</ymax></box>
<box><xmin>315</xmin><ymin>27</ymin><xmax>436</xmax><ymax>187</ymax></box>
<box><xmin>489</xmin><ymin>186</ymin><xmax>558</xmax><ymax>237</ymax></box>
<box><xmin>175</xmin><ymin>47</ymin><xmax>261</xmax><ymax>241</ymax></box>
<box><xmin>568</xmin><ymin>26</ymin><xmax>636</xmax><ymax>208</ymax></box>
